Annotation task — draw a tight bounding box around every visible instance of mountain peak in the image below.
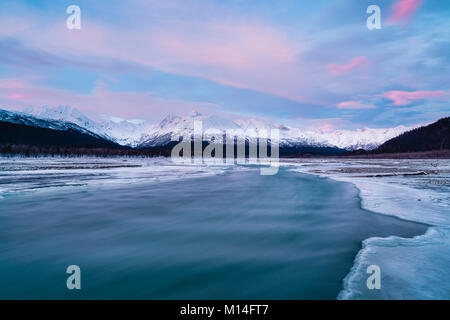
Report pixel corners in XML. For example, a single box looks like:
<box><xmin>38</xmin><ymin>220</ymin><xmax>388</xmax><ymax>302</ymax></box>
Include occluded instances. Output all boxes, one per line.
<box><xmin>159</xmin><ymin>114</ymin><xmax>181</xmax><ymax>128</ymax></box>
<box><xmin>22</xmin><ymin>105</ymin><xmax>86</xmax><ymax>121</ymax></box>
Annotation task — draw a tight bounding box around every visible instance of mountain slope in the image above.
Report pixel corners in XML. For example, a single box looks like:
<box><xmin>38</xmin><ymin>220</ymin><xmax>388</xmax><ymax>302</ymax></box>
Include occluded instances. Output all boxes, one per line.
<box><xmin>374</xmin><ymin>117</ymin><xmax>449</xmax><ymax>154</ymax></box>
<box><xmin>319</xmin><ymin>126</ymin><xmax>413</xmax><ymax>150</ymax></box>
<box><xmin>0</xmin><ymin>109</ymin><xmax>121</xmax><ymax>149</ymax></box>
<box><xmin>22</xmin><ymin>106</ymin><xmax>151</xmax><ymax>146</ymax></box>
<box><xmin>138</xmin><ymin>112</ymin><xmax>243</xmax><ymax>147</ymax></box>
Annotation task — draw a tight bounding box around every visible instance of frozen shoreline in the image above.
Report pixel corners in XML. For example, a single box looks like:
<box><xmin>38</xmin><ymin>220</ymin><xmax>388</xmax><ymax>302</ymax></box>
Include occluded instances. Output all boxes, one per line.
<box><xmin>284</xmin><ymin>158</ymin><xmax>450</xmax><ymax>299</ymax></box>
<box><xmin>0</xmin><ymin>157</ymin><xmax>244</xmax><ymax>198</ymax></box>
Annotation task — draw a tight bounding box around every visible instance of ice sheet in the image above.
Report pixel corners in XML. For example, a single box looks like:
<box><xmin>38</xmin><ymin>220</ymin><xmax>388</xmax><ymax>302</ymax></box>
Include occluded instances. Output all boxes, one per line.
<box><xmin>285</xmin><ymin>158</ymin><xmax>450</xmax><ymax>299</ymax></box>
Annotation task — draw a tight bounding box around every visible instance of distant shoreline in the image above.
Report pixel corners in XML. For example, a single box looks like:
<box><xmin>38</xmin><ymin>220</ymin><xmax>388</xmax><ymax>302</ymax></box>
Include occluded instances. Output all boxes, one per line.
<box><xmin>283</xmin><ymin>149</ymin><xmax>450</xmax><ymax>159</ymax></box>
<box><xmin>1</xmin><ymin>145</ymin><xmax>449</xmax><ymax>159</ymax></box>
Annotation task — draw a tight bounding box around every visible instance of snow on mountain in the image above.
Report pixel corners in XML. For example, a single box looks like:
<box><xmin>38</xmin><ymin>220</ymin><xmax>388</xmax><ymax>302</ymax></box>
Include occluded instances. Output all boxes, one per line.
<box><xmin>22</xmin><ymin>105</ymin><xmax>105</xmax><ymax>136</ymax></box>
<box><xmin>140</xmin><ymin>111</ymin><xmax>414</xmax><ymax>150</ymax></box>
<box><xmin>0</xmin><ymin>109</ymin><xmax>104</xmax><ymax>138</ymax></box>
<box><xmin>233</xmin><ymin>118</ymin><xmax>332</xmax><ymax>147</ymax></box>
<box><xmin>13</xmin><ymin>106</ymin><xmax>415</xmax><ymax>150</ymax></box>
<box><xmin>22</xmin><ymin>106</ymin><xmax>151</xmax><ymax>146</ymax></box>
<box><xmin>320</xmin><ymin>126</ymin><xmax>413</xmax><ymax>150</ymax></box>
<box><xmin>139</xmin><ymin>111</ymin><xmax>244</xmax><ymax>147</ymax></box>
<box><xmin>95</xmin><ymin>115</ymin><xmax>151</xmax><ymax>147</ymax></box>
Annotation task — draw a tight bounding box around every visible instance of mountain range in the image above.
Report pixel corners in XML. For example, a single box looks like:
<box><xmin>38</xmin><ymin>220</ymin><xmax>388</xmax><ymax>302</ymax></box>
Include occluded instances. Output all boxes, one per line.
<box><xmin>6</xmin><ymin>106</ymin><xmax>415</xmax><ymax>151</ymax></box>
<box><xmin>0</xmin><ymin>109</ymin><xmax>121</xmax><ymax>151</ymax></box>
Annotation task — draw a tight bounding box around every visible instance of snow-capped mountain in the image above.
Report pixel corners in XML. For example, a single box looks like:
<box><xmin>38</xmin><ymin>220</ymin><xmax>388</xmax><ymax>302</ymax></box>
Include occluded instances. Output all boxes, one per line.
<box><xmin>0</xmin><ymin>108</ymin><xmax>102</xmax><ymax>137</ymax></box>
<box><xmin>95</xmin><ymin>116</ymin><xmax>150</xmax><ymax>147</ymax></box>
<box><xmin>12</xmin><ymin>106</ymin><xmax>415</xmax><ymax>150</ymax></box>
<box><xmin>139</xmin><ymin>111</ymin><xmax>243</xmax><ymax>147</ymax></box>
<box><xmin>0</xmin><ymin>108</ymin><xmax>121</xmax><ymax>149</ymax></box>
<box><xmin>22</xmin><ymin>106</ymin><xmax>103</xmax><ymax>135</ymax></box>
<box><xmin>140</xmin><ymin>111</ymin><xmax>414</xmax><ymax>150</ymax></box>
<box><xmin>139</xmin><ymin>111</ymin><xmax>334</xmax><ymax>148</ymax></box>
<box><xmin>22</xmin><ymin>106</ymin><xmax>151</xmax><ymax>147</ymax></box>
<box><xmin>320</xmin><ymin>126</ymin><xmax>412</xmax><ymax>151</ymax></box>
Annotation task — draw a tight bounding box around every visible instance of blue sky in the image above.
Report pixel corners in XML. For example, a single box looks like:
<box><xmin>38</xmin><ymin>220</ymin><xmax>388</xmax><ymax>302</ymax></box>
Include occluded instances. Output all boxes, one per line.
<box><xmin>0</xmin><ymin>0</ymin><xmax>449</xmax><ymax>130</ymax></box>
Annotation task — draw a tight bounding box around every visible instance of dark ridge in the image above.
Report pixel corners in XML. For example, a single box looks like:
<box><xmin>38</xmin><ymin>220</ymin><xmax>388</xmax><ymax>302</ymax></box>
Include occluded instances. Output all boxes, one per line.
<box><xmin>0</xmin><ymin>121</ymin><xmax>122</xmax><ymax>149</ymax></box>
<box><xmin>339</xmin><ymin>117</ymin><xmax>449</xmax><ymax>158</ymax></box>
<box><xmin>374</xmin><ymin>117</ymin><xmax>449</xmax><ymax>153</ymax></box>
<box><xmin>0</xmin><ymin>144</ymin><xmax>173</xmax><ymax>157</ymax></box>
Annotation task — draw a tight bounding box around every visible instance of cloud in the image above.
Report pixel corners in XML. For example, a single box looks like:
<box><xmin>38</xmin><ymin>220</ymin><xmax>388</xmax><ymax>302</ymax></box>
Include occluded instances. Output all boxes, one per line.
<box><xmin>153</xmin><ymin>23</ymin><xmax>296</xmax><ymax>71</ymax></box>
<box><xmin>0</xmin><ymin>39</ymin><xmax>61</xmax><ymax>68</ymax></box>
<box><xmin>0</xmin><ymin>16</ymin><xmax>33</xmax><ymax>37</ymax></box>
<box><xmin>0</xmin><ymin>77</ymin><xmax>29</xmax><ymax>89</ymax></box>
<box><xmin>12</xmin><ymin>15</ymin><xmax>315</xmax><ymax>104</ymax></box>
<box><xmin>0</xmin><ymin>0</ymin><xmax>449</xmax><ymax>128</ymax></box>
<box><xmin>336</xmin><ymin>101</ymin><xmax>376</xmax><ymax>109</ymax></box>
<box><xmin>379</xmin><ymin>90</ymin><xmax>448</xmax><ymax>106</ymax></box>
<box><xmin>327</xmin><ymin>56</ymin><xmax>369</xmax><ymax>75</ymax></box>
<box><xmin>290</xmin><ymin>116</ymin><xmax>359</xmax><ymax>132</ymax></box>
<box><xmin>0</xmin><ymin>78</ymin><xmax>218</xmax><ymax>120</ymax></box>
<box><xmin>388</xmin><ymin>0</ymin><xmax>423</xmax><ymax>24</ymax></box>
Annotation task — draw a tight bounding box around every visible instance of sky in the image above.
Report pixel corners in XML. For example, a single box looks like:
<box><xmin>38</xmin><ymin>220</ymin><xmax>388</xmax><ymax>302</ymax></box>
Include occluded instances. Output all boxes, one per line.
<box><xmin>0</xmin><ymin>0</ymin><xmax>449</xmax><ymax>131</ymax></box>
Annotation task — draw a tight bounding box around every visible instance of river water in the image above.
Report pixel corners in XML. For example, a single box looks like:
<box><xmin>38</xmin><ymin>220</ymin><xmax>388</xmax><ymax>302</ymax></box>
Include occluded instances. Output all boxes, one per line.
<box><xmin>0</xmin><ymin>158</ymin><xmax>427</xmax><ymax>299</ymax></box>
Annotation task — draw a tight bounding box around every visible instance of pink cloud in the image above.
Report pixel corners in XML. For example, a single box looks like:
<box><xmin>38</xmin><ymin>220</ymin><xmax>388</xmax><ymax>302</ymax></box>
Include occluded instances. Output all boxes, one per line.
<box><xmin>152</xmin><ymin>23</ymin><xmax>296</xmax><ymax>71</ymax></box>
<box><xmin>315</xmin><ymin>123</ymin><xmax>335</xmax><ymax>132</ymax></box>
<box><xmin>336</xmin><ymin>101</ymin><xmax>376</xmax><ymax>109</ymax></box>
<box><xmin>0</xmin><ymin>78</ymin><xmax>218</xmax><ymax>120</ymax></box>
<box><xmin>388</xmin><ymin>0</ymin><xmax>423</xmax><ymax>24</ymax></box>
<box><xmin>379</xmin><ymin>90</ymin><xmax>448</xmax><ymax>106</ymax></box>
<box><xmin>20</xmin><ymin>19</ymin><xmax>311</xmax><ymax>105</ymax></box>
<box><xmin>0</xmin><ymin>78</ymin><xmax>28</xmax><ymax>89</ymax></box>
<box><xmin>294</xmin><ymin>117</ymin><xmax>355</xmax><ymax>133</ymax></box>
<box><xmin>5</xmin><ymin>1</ymin><xmax>438</xmax><ymax>111</ymax></box>
<box><xmin>327</xmin><ymin>56</ymin><xmax>369</xmax><ymax>75</ymax></box>
<box><xmin>8</xmin><ymin>93</ymin><xmax>25</xmax><ymax>100</ymax></box>
<box><xmin>3</xmin><ymin>6</ymin><xmax>358</xmax><ymax>106</ymax></box>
